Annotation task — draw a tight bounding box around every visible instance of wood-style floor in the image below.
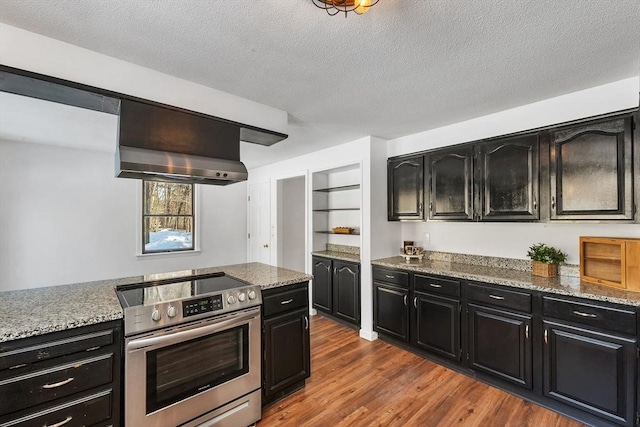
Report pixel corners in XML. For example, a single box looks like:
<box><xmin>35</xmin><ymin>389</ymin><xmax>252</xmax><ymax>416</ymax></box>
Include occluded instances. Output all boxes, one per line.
<box><xmin>259</xmin><ymin>315</ymin><xmax>584</xmax><ymax>427</ymax></box>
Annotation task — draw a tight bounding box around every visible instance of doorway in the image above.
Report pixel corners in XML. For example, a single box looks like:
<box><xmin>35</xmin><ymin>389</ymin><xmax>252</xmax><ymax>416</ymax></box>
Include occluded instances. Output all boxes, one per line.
<box><xmin>276</xmin><ymin>176</ymin><xmax>306</xmax><ymax>272</ymax></box>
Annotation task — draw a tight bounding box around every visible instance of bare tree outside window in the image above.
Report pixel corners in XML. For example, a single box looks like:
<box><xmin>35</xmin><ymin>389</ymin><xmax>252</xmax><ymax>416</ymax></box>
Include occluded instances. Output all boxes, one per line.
<box><xmin>143</xmin><ymin>181</ymin><xmax>194</xmax><ymax>253</ymax></box>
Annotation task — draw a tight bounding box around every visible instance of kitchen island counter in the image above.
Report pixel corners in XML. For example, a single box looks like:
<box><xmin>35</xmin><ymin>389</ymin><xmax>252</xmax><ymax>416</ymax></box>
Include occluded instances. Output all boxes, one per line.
<box><xmin>372</xmin><ymin>256</ymin><xmax>640</xmax><ymax>307</ymax></box>
<box><xmin>0</xmin><ymin>262</ymin><xmax>312</xmax><ymax>343</ymax></box>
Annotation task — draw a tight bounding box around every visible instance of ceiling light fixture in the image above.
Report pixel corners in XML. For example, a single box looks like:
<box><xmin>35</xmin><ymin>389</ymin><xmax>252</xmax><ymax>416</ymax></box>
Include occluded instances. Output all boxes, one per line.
<box><xmin>311</xmin><ymin>0</ymin><xmax>380</xmax><ymax>17</ymax></box>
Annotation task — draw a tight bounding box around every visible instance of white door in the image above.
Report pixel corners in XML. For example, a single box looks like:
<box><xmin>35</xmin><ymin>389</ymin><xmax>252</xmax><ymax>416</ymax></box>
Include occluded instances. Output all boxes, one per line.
<box><xmin>248</xmin><ymin>182</ymin><xmax>271</xmax><ymax>264</ymax></box>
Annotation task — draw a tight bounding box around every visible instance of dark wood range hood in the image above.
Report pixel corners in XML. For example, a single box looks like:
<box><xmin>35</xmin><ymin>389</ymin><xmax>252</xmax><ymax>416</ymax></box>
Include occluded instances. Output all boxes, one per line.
<box><xmin>0</xmin><ymin>65</ymin><xmax>288</xmax><ymax>185</ymax></box>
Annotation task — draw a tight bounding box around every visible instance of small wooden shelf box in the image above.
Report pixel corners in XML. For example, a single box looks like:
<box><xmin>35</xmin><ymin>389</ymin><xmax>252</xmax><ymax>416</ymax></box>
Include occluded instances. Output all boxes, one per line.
<box><xmin>580</xmin><ymin>237</ymin><xmax>640</xmax><ymax>292</ymax></box>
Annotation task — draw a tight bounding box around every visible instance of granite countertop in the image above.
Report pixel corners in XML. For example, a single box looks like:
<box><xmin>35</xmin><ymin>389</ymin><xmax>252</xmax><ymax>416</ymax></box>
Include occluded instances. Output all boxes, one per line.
<box><xmin>0</xmin><ymin>262</ymin><xmax>312</xmax><ymax>343</ymax></box>
<box><xmin>311</xmin><ymin>250</ymin><xmax>360</xmax><ymax>263</ymax></box>
<box><xmin>372</xmin><ymin>256</ymin><xmax>640</xmax><ymax>307</ymax></box>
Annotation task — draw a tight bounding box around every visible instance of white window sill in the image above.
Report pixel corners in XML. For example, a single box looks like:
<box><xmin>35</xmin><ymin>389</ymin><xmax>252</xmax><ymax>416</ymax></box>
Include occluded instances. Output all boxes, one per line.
<box><xmin>136</xmin><ymin>250</ymin><xmax>201</xmax><ymax>260</ymax></box>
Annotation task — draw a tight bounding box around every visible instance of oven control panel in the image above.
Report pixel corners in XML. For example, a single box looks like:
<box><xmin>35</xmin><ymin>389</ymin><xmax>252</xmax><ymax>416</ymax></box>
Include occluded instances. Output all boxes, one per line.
<box><xmin>183</xmin><ymin>295</ymin><xmax>223</xmax><ymax>317</ymax></box>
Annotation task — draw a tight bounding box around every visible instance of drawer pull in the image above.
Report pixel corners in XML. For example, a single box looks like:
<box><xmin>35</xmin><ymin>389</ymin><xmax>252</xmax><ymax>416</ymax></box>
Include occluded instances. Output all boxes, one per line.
<box><xmin>85</xmin><ymin>346</ymin><xmax>101</xmax><ymax>352</ymax></box>
<box><xmin>489</xmin><ymin>295</ymin><xmax>505</xmax><ymax>300</ymax></box>
<box><xmin>525</xmin><ymin>324</ymin><xmax>529</xmax><ymax>340</ymax></box>
<box><xmin>9</xmin><ymin>363</ymin><xmax>26</xmax><ymax>370</ymax></box>
<box><xmin>42</xmin><ymin>377</ymin><xmax>74</xmax><ymax>389</ymax></box>
<box><xmin>45</xmin><ymin>416</ymin><xmax>73</xmax><ymax>427</ymax></box>
<box><xmin>385</xmin><ymin>275</ymin><xmax>395</xmax><ymax>279</ymax></box>
<box><xmin>429</xmin><ymin>284</ymin><xmax>442</xmax><ymax>288</ymax></box>
<box><xmin>572</xmin><ymin>310</ymin><xmax>597</xmax><ymax>318</ymax></box>
<box><xmin>280</xmin><ymin>299</ymin><xmax>294</xmax><ymax>305</ymax></box>
<box><xmin>544</xmin><ymin>329</ymin><xmax>548</xmax><ymax>344</ymax></box>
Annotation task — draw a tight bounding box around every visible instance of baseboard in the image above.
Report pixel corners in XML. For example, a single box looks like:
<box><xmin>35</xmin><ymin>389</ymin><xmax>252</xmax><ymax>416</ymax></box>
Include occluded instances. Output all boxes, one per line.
<box><xmin>359</xmin><ymin>329</ymin><xmax>378</xmax><ymax>341</ymax></box>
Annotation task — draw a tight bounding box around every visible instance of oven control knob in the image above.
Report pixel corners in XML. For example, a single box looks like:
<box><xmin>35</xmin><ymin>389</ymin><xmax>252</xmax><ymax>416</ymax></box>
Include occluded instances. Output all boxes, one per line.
<box><xmin>238</xmin><ymin>292</ymin><xmax>246</xmax><ymax>302</ymax></box>
<box><xmin>167</xmin><ymin>306</ymin><xmax>177</xmax><ymax>318</ymax></box>
<box><xmin>227</xmin><ymin>295</ymin><xmax>237</xmax><ymax>305</ymax></box>
<box><xmin>248</xmin><ymin>290</ymin><xmax>257</xmax><ymax>300</ymax></box>
<box><xmin>151</xmin><ymin>309</ymin><xmax>162</xmax><ymax>322</ymax></box>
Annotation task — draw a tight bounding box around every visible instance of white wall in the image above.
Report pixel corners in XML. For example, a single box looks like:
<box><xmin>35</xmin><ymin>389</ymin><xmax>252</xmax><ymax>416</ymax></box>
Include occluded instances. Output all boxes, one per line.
<box><xmin>389</xmin><ymin>77</ymin><xmax>640</xmax><ymax>263</ymax></box>
<box><xmin>0</xmin><ymin>140</ymin><xmax>247</xmax><ymax>291</ymax></box>
<box><xmin>279</xmin><ymin>177</ymin><xmax>305</xmax><ymax>272</ymax></box>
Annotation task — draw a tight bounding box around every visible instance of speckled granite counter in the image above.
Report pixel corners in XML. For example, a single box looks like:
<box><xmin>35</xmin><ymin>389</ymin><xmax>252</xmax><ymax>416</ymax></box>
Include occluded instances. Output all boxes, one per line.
<box><xmin>0</xmin><ymin>262</ymin><xmax>312</xmax><ymax>343</ymax></box>
<box><xmin>312</xmin><ymin>251</ymin><xmax>360</xmax><ymax>263</ymax></box>
<box><xmin>372</xmin><ymin>256</ymin><xmax>640</xmax><ymax>307</ymax></box>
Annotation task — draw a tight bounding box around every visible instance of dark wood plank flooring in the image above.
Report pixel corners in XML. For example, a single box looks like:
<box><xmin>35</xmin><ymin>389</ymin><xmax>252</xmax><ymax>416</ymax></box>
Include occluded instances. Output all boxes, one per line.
<box><xmin>259</xmin><ymin>315</ymin><xmax>584</xmax><ymax>427</ymax></box>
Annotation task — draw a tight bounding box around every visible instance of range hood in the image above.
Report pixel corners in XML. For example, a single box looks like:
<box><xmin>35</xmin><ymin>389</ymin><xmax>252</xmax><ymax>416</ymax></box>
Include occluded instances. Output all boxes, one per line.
<box><xmin>116</xmin><ymin>99</ymin><xmax>248</xmax><ymax>185</ymax></box>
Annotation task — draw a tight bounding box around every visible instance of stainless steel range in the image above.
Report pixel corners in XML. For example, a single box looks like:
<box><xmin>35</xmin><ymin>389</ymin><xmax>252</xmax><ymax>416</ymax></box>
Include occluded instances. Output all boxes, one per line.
<box><xmin>116</xmin><ymin>273</ymin><xmax>262</xmax><ymax>427</ymax></box>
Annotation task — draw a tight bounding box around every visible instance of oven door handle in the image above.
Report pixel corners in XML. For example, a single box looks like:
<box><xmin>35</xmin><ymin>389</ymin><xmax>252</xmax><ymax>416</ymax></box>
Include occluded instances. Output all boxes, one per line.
<box><xmin>127</xmin><ymin>309</ymin><xmax>259</xmax><ymax>352</ymax></box>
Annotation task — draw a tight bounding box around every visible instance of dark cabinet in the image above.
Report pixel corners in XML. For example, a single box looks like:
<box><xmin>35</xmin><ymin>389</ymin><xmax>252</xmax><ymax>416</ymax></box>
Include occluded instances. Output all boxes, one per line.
<box><xmin>373</xmin><ymin>282</ymin><xmax>409</xmax><ymax>342</ymax></box>
<box><xmin>262</xmin><ymin>282</ymin><xmax>311</xmax><ymax>406</ymax></box>
<box><xmin>426</xmin><ymin>146</ymin><xmax>474</xmax><ymax>221</ymax></box>
<box><xmin>0</xmin><ymin>321</ymin><xmax>122</xmax><ymax>427</ymax></box>
<box><xmin>542</xmin><ymin>295</ymin><xmax>637</xmax><ymax>426</ymax></box>
<box><xmin>550</xmin><ymin>116</ymin><xmax>634</xmax><ymax>220</ymax></box>
<box><xmin>478</xmin><ymin>134</ymin><xmax>539</xmax><ymax>221</ymax></box>
<box><xmin>468</xmin><ymin>304</ymin><xmax>533</xmax><ymax>389</ymax></box>
<box><xmin>388</xmin><ymin>155</ymin><xmax>425</xmax><ymax>221</ymax></box>
<box><xmin>312</xmin><ymin>256</ymin><xmax>360</xmax><ymax>327</ymax></box>
<box><xmin>413</xmin><ymin>292</ymin><xmax>461</xmax><ymax>361</ymax></box>
<box><xmin>312</xmin><ymin>257</ymin><xmax>332</xmax><ymax>312</ymax></box>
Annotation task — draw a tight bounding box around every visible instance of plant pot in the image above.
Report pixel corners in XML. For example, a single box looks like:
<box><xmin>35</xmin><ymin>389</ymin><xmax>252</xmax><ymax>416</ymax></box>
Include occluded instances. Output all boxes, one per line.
<box><xmin>532</xmin><ymin>261</ymin><xmax>558</xmax><ymax>277</ymax></box>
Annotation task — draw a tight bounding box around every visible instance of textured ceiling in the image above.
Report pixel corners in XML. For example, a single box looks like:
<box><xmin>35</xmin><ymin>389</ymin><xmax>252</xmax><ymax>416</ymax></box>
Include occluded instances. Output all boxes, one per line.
<box><xmin>0</xmin><ymin>0</ymin><xmax>639</xmax><ymax>168</ymax></box>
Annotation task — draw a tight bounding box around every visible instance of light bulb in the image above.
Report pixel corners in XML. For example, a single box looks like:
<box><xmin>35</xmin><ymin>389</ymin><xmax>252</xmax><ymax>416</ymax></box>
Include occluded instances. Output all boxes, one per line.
<box><xmin>354</xmin><ymin>0</ymin><xmax>372</xmax><ymax>14</ymax></box>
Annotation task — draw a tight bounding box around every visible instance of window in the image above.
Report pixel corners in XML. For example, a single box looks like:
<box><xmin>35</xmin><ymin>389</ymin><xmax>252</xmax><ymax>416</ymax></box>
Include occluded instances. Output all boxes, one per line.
<box><xmin>143</xmin><ymin>181</ymin><xmax>194</xmax><ymax>253</ymax></box>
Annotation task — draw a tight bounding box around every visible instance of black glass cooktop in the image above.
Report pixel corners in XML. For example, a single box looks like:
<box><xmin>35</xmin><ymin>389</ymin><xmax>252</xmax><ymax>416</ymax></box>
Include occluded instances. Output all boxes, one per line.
<box><xmin>116</xmin><ymin>274</ymin><xmax>249</xmax><ymax>308</ymax></box>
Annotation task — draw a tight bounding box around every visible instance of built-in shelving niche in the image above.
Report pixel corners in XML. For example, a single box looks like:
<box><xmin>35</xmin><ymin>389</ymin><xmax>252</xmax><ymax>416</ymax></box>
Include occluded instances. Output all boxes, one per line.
<box><xmin>312</xmin><ymin>164</ymin><xmax>361</xmax><ymax>252</ymax></box>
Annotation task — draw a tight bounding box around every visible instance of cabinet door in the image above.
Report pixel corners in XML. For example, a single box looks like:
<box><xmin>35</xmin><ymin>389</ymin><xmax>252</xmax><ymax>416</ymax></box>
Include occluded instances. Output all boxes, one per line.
<box><xmin>332</xmin><ymin>261</ymin><xmax>360</xmax><ymax>326</ymax></box>
<box><xmin>387</xmin><ymin>156</ymin><xmax>425</xmax><ymax>221</ymax></box>
<box><xmin>550</xmin><ymin>116</ymin><xmax>633</xmax><ymax>220</ymax></box>
<box><xmin>373</xmin><ymin>283</ymin><xmax>409</xmax><ymax>342</ymax></box>
<box><xmin>312</xmin><ymin>257</ymin><xmax>332</xmax><ymax>313</ymax></box>
<box><xmin>468</xmin><ymin>304</ymin><xmax>532</xmax><ymax>389</ymax></box>
<box><xmin>543</xmin><ymin>321</ymin><xmax>636</xmax><ymax>427</ymax></box>
<box><xmin>413</xmin><ymin>292</ymin><xmax>461</xmax><ymax>362</ymax></box>
<box><xmin>427</xmin><ymin>147</ymin><xmax>474</xmax><ymax>221</ymax></box>
<box><xmin>263</xmin><ymin>308</ymin><xmax>310</xmax><ymax>399</ymax></box>
<box><xmin>479</xmin><ymin>134</ymin><xmax>539</xmax><ymax>221</ymax></box>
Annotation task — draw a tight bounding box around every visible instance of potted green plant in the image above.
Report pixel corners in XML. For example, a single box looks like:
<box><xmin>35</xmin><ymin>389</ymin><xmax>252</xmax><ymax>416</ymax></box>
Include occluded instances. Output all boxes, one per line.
<box><xmin>527</xmin><ymin>243</ymin><xmax>567</xmax><ymax>277</ymax></box>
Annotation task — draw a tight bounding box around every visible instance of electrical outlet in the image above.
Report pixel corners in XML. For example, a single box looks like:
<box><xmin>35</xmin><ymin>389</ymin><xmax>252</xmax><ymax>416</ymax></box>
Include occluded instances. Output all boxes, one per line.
<box><xmin>423</xmin><ymin>232</ymin><xmax>430</xmax><ymax>244</ymax></box>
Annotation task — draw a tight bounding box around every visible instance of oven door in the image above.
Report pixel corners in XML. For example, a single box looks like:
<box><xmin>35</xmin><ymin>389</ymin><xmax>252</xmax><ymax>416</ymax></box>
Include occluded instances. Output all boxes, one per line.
<box><xmin>124</xmin><ymin>307</ymin><xmax>261</xmax><ymax>427</ymax></box>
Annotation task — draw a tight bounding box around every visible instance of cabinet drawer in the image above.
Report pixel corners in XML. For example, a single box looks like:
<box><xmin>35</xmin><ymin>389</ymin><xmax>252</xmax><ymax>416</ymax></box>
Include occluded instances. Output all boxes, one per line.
<box><xmin>2</xmin><ymin>389</ymin><xmax>112</xmax><ymax>427</ymax></box>
<box><xmin>263</xmin><ymin>287</ymin><xmax>308</xmax><ymax>318</ymax></box>
<box><xmin>0</xmin><ymin>330</ymin><xmax>114</xmax><ymax>371</ymax></box>
<box><xmin>373</xmin><ymin>268</ymin><xmax>408</xmax><ymax>287</ymax></box>
<box><xmin>414</xmin><ymin>275</ymin><xmax>460</xmax><ymax>298</ymax></box>
<box><xmin>543</xmin><ymin>296</ymin><xmax>636</xmax><ymax>336</ymax></box>
<box><xmin>467</xmin><ymin>283</ymin><xmax>531</xmax><ymax>313</ymax></box>
<box><xmin>0</xmin><ymin>353</ymin><xmax>113</xmax><ymax>415</ymax></box>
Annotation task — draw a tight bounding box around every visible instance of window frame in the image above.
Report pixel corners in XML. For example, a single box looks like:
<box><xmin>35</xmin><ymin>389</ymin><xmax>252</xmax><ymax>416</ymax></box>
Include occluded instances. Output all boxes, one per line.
<box><xmin>141</xmin><ymin>180</ymin><xmax>196</xmax><ymax>255</ymax></box>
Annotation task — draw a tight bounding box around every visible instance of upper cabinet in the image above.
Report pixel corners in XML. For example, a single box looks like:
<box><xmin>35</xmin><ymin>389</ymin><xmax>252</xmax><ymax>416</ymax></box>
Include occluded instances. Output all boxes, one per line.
<box><xmin>478</xmin><ymin>134</ymin><xmax>539</xmax><ymax>221</ymax></box>
<box><xmin>550</xmin><ymin>116</ymin><xmax>634</xmax><ymax>221</ymax></box>
<box><xmin>427</xmin><ymin>146</ymin><xmax>474</xmax><ymax>221</ymax></box>
<box><xmin>387</xmin><ymin>155</ymin><xmax>425</xmax><ymax>221</ymax></box>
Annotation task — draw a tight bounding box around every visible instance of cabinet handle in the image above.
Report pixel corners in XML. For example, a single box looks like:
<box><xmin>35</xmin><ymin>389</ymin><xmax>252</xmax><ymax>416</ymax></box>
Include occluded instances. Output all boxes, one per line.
<box><xmin>385</xmin><ymin>275</ymin><xmax>395</xmax><ymax>279</ymax></box>
<box><xmin>429</xmin><ymin>202</ymin><xmax>433</xmax><ymax>212</ymax></box>
<box><xmin>419</xmin><ymin>202</ymin><xmax>423</xmax><ymax>213</ymax></box>
<box><xmin>334</xmin><ymin>268</ymin><xmax>337</xmax><ymax>275</ymax></box>
<box><xmin>572</xmin><ymin>310</ymin><xmax>597</xmax><ymax>318</ymax></box>
<box><xmin>429</xmin><ymin>283</ymin><xmax>442</xmax><ymax>288</ymax></box>
<box><xmin>45</xmin><ymin>416</ymin><xmax>73</xmax><ymax>427</ymax></box>
<box><xmin>42</xmin><ymin>377</ymin><xmax>74</xmax><ymax>389</ymax></box>
<box><xmin>525</xmin><ymin>324</ymin><xmax>529</xmax><ymax>340</ymax></box>
<box><xmin>280</xmin><ymin>299</ymin><xmax>294</xmax><ymax>305</ymax></box>
<box><xmin>304</xmin><ymin>316</ymin><xmax>309</xmax><ymax>330</ymax></box>
<box><xmin>488</xmin><ymin>294</ymin><xmax>505</xmax><ymax>300</ymax></box>
<box><xmin>551</xmin><ymin>196</ymin><xmax>556</xmax><ymax>210</ymax></box>
<box><xmin>533</xmin><ymin>198</ymin><xmax>537</xmax><ymax>210</ymax></box>
<box><xmin>544</xmin><ymin>329</ymin><xmax>548</xmax><ymax>345</ymax></box>
<box><xmin>413</xmin><ymin>297</ymin><xmax>418</xmax><ymax>308</ymax></box>
<box><xmin>403</xmin><ymin>295</ymin><xmax>408</xmax><ymax>306</ymax></box>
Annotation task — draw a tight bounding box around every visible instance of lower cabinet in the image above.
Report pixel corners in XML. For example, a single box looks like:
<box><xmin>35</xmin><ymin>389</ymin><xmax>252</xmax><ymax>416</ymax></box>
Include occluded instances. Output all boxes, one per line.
<box><xmin>262</xmin><ymin>282</ymin><xmax>311</xmax><ymax>406</ymax></box>
<box><xmin>0</xmin><ymin>320</ymin><xmax>122</xmax><ymax>427</ymax></box>
<box><xmin>468</xmin><ymin>304</ymin><xmax>532</xmax><ymax>389</ymax></box>
<box><xmin>312</xmin><ymin>256</ymin><xmax>361</xmax><ymax>327</ymax></box>
<box><xmin>373</xmin><ymin>281</ymin><xmax>409</xmax><ymax>341</ymax></box>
